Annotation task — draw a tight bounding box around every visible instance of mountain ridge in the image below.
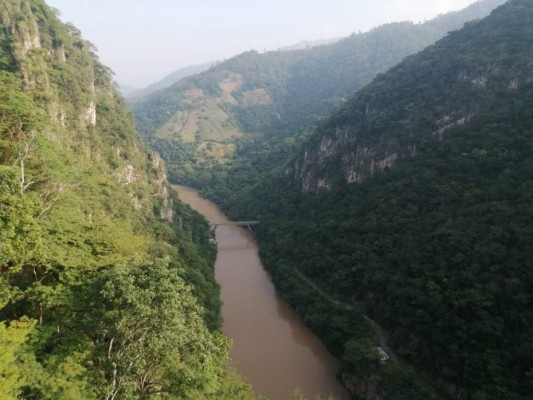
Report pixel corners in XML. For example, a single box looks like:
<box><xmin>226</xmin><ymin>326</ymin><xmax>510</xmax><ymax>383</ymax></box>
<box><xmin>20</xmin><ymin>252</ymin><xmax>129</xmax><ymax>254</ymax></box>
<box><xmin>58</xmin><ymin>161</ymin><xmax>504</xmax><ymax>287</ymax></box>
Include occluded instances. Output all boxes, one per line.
<box><xmin>291</xmin><ymin>0</ymin><xmax>530</xmax><ymax>192</ymax></box>
<box><xmin>225</xmin><ymin>1</ymin><xmax>533</xmax><ymax>398</ymax></box>
<box><xmin>127</xmin><ymin>61</ymin><xmax>217</xmax><ymax>100</ymax></box>
<box><xmin>132</xmin><ymin>0</ymin><xmax>507</xmax><ymax>197</ymax></box>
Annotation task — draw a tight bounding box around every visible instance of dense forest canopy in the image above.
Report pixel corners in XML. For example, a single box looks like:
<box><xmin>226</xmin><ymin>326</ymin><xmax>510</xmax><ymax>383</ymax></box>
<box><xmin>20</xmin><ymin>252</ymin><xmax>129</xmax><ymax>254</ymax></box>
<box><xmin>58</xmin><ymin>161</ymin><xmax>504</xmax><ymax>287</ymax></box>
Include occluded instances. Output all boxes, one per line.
<box><xmin>0</xmin><ymin>1</ymin><xmax>258</xmax><ymax>398</ymax></box>
<box><xmin>222</xmin><ymin>0</ymin><xmax>533</xmax><ymax>399</ymax></box>
<box><xmin>3</xmin><ymin>0</ymin><xmax>532</xmax><ymax>399</ymax></box>
<box><xmin>132</xmin><ymin>0</ymin><xmax>506</xmax><ymax>205</ymax></box>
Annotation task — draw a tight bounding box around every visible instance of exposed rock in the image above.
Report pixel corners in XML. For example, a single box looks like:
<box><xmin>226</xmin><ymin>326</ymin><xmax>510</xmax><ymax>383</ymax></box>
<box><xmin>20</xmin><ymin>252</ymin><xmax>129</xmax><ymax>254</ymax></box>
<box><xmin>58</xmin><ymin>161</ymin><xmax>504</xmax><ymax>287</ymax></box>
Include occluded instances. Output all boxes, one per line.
<box><xmin>22</xmin><ymin>31</ymin><xmax>40</xmax><ymax>52</ymax></box>
<box><xmin>376</xmin><ymin>347</ymin><xmax>390</xmax><ymax>362</ymax></box>
<box><xmin>149</xmin><ymin>152</ymin><xmax>174</xmax><ymax>222</ymax></box>
<box><xmin>376</xmin><ymin>153</ymin><xmax>397</xmax><ymax>171</ymax></box>
<box><xmin>54</xmin><ymin>45</ymin><xmax>66</xmax><ymax>62</ymax></box>
<box><xmin>119</xmin><ymin>164</ymin><xmax>139</xmax><ymax>184</ymax></box>
<box><xmin>50</xmin><ymin>102</ymin><xmax>66</xmax><ymax>127</ymax></box>
<box><xmin>317</xmin><ymin>178</ymin><xmax>331</xmax><ymax>191</ymax></box>
<box><xmin>85</xmin><ymin>101</ymin><xmax>96</xmax><ymax>125</ymax></box>
<box><xmin>159</xmin><ymin>186</ymin><xmax>174</xmax><ymax>222</ymax></box>
<box><xmin>19</xmin><ymin>16</ymin><xmax>41</xmax><ymax>53</ymax></box>
<box><xmin>433</xmin><ymin>110</ymin><xmax>475</xmax><ymax>139</ymax></box>
<box><xmin>150</xmin><ymin>152</ymin><xmax>166</xmax><ymax>186</ymax></box>
<box><xmin>508</xmin><ymin>79</ymin><xmax>519</xmax><ymax>89</ymax></box>
<box><xmin>471</xmin><ymin>76</ymin><xmax>488</xmax><ymax>87</ymax></box>
<box><xmin>347</xmin><ymin>168</ymin><xmax>363</xmax><ymax>184</ymax></box>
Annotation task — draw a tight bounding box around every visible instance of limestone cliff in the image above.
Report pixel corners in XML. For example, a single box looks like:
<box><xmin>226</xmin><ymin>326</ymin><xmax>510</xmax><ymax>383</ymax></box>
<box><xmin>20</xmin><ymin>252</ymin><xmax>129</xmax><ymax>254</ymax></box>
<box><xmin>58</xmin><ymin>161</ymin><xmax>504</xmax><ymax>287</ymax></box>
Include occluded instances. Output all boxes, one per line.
<box><xmin>0</xmin><ymin>2</ymin><xmax>257</xmax><ymax>398</ymax></box>
<box><xmin>0</xmin><ymin>0</ymin><xmax>173</xmax><ymax>219</ymax></box>
<box><xmin>132</xmin><ymin>0</ymin><xmax>506</xmax><ymax>188</ymax></box>
<box><xmin>290</xmin><ymin>0</ymin><xmax>531</xmax><ymax>193</ymax></box>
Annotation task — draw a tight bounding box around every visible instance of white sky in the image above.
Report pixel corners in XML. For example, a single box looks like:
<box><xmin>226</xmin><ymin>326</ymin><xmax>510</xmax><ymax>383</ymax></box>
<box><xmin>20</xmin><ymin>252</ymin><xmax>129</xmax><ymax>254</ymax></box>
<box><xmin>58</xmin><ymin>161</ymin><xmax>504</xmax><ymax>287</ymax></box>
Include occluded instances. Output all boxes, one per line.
<box><xmin>45</xmin><ymin>0</ymin><xmax>478</xmax><ymax>87</ymax></box>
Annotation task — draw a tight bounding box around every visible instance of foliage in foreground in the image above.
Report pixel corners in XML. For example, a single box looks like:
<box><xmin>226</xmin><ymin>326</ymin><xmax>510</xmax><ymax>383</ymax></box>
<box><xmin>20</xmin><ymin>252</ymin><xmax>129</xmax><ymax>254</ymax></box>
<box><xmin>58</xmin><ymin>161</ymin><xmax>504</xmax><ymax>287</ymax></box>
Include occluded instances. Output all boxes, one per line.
<box><xmin>0</xmin><ymin>1</ymin><xmax>257</xmax><ymax>398</ymax></box>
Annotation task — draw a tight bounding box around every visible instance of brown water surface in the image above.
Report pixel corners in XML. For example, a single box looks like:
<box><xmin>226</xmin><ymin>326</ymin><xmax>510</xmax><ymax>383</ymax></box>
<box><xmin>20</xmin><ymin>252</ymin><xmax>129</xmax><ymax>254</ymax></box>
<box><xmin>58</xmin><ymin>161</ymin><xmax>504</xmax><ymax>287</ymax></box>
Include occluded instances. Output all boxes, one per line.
<box><xmin>173</xmin><ymin>185</ymin><xmax>349</xmax><ymax>400</ymax></box>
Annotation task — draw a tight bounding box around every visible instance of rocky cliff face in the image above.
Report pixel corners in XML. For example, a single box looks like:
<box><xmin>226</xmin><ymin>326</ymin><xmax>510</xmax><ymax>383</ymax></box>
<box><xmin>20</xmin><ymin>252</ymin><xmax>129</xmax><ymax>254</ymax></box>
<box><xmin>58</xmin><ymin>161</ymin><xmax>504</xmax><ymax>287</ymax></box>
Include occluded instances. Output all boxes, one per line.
<box><xmin>149</xmin><ymin>152</ymin><xmax>174</xmax><ymax>221</ymax></box>
<box><xmin>0</xmin><ymin>0</ymin><xmax>173</xmax><ymax>219</ymax></box>
<box><xmin>290</xmin><ymin>0</ymin><xmax>531</xmax><ymax>193</ymax></box>
<box><xmin>0</xmin><ymin>2</ymin><xmax>258</xmax><ymax>399</ymax></box>
<box><xmin>132</xmin><ymin>0</ymin><xmax>506</xmax><ymax>189</ymax></box>
<box><xmin>255</xmin><ymin>2</ymin><xmax>533</xmax><ymax>399</ymax></box>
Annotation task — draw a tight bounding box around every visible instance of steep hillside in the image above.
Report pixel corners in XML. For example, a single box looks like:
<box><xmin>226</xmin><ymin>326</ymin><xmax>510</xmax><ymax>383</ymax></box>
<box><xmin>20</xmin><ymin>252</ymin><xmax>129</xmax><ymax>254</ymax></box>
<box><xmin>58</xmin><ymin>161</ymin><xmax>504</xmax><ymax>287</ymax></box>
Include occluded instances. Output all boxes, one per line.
<box><xmin>290</xmin><ymin>0</ymin><xmax>529</xmax><ymax>192</ymax></box>
<box><xmin>228</xmin><ymin>1</ymin><xmax>533</xmax><ymax>399</ymax></box>
<box><xmin>132</xmin><ymin>0</ymin><xmax>506</xmax><ymax>196</ymax></box>
<box><xmin>0</xmin><ymin>1</ymin><xmax>257</xmax><ymax>399</ymax></box>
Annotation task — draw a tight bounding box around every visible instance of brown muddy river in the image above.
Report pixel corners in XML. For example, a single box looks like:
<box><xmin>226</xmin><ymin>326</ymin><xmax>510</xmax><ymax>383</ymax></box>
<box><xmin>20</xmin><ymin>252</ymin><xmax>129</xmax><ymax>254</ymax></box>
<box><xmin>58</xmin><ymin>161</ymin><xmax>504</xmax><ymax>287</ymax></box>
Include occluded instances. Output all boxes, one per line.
<box><xmin>173</xmin><ymin>185</ymin><xmax>349</xmax><ymax>400</ymax></box>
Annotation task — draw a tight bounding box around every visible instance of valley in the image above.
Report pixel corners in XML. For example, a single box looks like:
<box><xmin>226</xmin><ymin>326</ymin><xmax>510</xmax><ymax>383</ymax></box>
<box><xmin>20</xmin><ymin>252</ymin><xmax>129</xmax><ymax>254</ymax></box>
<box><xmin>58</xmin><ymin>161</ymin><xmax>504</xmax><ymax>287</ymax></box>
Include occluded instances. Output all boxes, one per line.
<box><xmin>173</xmin><ymin>185</ymin><xmax>349</xmax><ymax>400</ymax></box>
<box><xmin>1</xmin><ymin>0</ymin><xmax>532</xmax><ymax>399</ymax></box>
<box><xmin>133</xmin><ymin>0</ymin><xmax>532</xmax><ymax>398</ymax></box>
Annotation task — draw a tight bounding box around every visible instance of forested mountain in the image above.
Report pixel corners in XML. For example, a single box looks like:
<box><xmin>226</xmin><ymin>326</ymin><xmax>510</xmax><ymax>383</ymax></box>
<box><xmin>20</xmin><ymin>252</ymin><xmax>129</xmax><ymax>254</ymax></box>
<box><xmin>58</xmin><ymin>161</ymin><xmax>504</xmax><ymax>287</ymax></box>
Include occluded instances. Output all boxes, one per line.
<box><xmin>226</xmin><ymin>1</ymin><xmax>533</xmax><ymax>399</ymax></box>
<box><xmin>132</xmin><ymin>0</ymin><xmax>506</xmax><ymax>198</ymax></box>
<box><xmin>0</xmin><ymin>1</ymin><xmax>257</xmax><ymax>398</ymax></box>
<box><xmin>127</xmin><ymin>61</ymin><xmax>217</xmax><ymax>100</ymax></box>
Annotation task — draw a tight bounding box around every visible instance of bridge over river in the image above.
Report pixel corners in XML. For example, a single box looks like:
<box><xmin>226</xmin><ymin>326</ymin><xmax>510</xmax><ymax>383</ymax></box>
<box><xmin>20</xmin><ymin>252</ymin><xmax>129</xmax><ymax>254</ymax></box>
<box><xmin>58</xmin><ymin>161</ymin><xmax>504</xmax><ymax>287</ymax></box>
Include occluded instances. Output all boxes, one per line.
<box><xmin>210</xmin><ymin>221</ymin><xmax>260</xmax><ymax>231</ymax></box>
<box><xmin>172</xmin><ymin>185</ymin><xmax>350</xmax><ymax>400</ymax></box>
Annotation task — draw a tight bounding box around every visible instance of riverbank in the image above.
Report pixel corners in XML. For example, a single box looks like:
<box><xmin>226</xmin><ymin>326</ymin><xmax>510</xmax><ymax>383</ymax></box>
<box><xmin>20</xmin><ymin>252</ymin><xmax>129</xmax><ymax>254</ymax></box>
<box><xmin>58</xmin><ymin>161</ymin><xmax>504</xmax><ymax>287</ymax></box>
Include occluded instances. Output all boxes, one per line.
<box><xmin>172</xmin><ymin>185</ymin><xmax>349</xmax><ymax>400</ymax></box>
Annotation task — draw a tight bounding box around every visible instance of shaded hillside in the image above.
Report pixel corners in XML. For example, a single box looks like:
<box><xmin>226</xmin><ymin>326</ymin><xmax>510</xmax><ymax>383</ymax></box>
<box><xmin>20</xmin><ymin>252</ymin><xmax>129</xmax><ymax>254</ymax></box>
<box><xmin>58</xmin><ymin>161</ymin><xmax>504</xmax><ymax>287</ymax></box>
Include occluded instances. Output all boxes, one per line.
<box><xmin>132</xmin><ymin>0</ymin><xmax>506</xmax><ymax>195</ymax></box>
<box><xmin>228</xmin><ymin>1</ymin><xmax>533</xmax><ymax>399</ymax></box>
<box><xmin>0</xmin><ymin>1</ymin><xmax>257</xmax><ymax>398</ymax></box>
<box><xmin>290</xmin><ymin>0</ymin><xmax>528</xmax><ymax>192</ymax></box>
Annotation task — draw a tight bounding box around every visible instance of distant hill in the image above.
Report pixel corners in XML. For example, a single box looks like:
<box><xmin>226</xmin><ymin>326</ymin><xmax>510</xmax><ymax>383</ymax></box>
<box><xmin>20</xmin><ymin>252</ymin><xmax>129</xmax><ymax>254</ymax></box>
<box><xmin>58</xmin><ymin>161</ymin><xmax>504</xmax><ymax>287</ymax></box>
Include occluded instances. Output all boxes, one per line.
<box><xmin>128</xmin><ymin>61</ymin><xmax>217</xmax><ymax>100</ymax></box>
<box><xmin>117</xmin><ymin>82</ymin><xmax>137</xmax><ymax>96</ymax></box>
<box><xmin>132</xmin><ymin>0</ymin><xmax>507</xmax><ymax>194</ymax></box>
<box><xmin>129</xmin><ymin>40</ymin><xmax>341</xmax><ymax>101</ymax></box>
<box><xmin>229</xmin><ymin>1</ymin><xmax>533</xmax><ymax>399</ymax></box>
<box><xmin>278</xmin><ymin>37</ymin><xmax>340</xmax><ymax>51</ymax></box>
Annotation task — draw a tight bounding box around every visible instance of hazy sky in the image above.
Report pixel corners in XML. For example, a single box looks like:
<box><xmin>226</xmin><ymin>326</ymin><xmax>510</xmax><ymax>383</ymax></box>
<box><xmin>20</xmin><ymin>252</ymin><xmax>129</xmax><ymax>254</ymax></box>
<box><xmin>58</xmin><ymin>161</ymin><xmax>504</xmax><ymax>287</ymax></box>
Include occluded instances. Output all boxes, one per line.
<box><xmin>45</xmin><ymin>0</ymin><xmax>478</xmax><ymax>87</ymax></box>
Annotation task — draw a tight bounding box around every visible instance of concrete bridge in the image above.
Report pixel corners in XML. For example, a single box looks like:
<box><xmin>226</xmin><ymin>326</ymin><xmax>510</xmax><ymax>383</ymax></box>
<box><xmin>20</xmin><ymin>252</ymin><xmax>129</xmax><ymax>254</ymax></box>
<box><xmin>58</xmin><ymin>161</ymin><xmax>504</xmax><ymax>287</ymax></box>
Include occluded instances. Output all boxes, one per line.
<box><xmin>210</xmin><ymin>221</ymin><xmax>260</xmax><ymax>231</ymax></box>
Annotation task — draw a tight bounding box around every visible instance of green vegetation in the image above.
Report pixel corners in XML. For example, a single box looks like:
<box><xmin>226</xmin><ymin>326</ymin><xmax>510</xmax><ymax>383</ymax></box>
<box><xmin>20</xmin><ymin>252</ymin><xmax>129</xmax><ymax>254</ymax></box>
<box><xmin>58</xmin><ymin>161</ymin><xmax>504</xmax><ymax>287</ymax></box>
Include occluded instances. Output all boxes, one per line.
<box><xmin>0</xmin><ymin>1</ymin><xmax>257</xmax><ymax>398</ymax></box>
<box><xmin>4</xmin><ymin>0</ymin><xmax>528</xmax><ymax>399</ymax></box>
<box><xmin>132</xmin><ymin>0</ymin><xmax>506</xmax><ymax>203</ymax></box>
<box><xmin>221</xmin><ymin>1</ymin><xmax>533</xmax><ymax>398</ymax></box>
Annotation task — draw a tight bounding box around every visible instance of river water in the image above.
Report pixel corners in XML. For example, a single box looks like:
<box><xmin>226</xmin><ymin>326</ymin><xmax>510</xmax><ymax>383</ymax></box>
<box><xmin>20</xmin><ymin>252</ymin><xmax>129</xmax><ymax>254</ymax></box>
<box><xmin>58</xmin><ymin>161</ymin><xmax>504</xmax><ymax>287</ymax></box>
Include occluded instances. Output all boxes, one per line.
<box><xmin>173</xmin><ymin>185</ymin><xmax>349</xmax><ymax>400</ymax></box>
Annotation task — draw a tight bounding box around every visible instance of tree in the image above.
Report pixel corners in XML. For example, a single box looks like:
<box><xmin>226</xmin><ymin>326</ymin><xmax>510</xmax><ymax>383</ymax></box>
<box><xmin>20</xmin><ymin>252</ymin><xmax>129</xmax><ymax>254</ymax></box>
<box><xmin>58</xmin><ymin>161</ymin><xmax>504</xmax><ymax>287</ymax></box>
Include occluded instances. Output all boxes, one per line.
<box><xmin>0</xmin><ymin>317</ymin><xmax>35</xmax><ymax>400</ymax></box>
<box><xmin>88</xmin><ymin>261</ymin><xmax>230</xmax><ymax>399</ymax></box>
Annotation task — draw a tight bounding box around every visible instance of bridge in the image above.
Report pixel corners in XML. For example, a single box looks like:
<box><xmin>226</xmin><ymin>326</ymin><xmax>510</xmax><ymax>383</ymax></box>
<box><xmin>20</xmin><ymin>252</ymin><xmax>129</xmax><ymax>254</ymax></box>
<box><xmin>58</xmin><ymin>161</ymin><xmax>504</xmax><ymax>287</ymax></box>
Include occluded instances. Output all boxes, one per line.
<box><xmin>210</xmin><ymin>221</ymin><xmax>260</xmax><ymax>231</ymax></box>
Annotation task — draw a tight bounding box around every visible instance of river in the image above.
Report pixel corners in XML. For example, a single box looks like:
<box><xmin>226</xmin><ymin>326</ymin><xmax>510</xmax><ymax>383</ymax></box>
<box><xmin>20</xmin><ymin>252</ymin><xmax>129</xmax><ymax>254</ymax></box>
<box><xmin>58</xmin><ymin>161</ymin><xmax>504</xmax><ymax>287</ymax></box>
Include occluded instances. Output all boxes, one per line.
<box><xmin>172</xmin><ymin>185</ymin><xmax>349</xmax><ymax>400</ymax></box>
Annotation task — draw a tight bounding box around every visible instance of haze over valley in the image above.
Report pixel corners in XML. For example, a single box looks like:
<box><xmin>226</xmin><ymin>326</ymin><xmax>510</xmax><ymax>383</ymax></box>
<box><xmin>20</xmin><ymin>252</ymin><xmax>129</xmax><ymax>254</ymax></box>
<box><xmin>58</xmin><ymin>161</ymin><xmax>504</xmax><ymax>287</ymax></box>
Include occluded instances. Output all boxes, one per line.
<box><xmin>0</xmin><ymin>1</ymin><xmax>531</xmax><ymax>400</ymax></box>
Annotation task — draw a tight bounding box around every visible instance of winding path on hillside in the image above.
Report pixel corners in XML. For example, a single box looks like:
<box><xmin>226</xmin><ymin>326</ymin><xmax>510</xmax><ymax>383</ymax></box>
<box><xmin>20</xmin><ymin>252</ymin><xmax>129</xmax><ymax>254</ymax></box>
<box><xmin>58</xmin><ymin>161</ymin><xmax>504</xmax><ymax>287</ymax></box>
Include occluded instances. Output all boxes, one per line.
<box><xmin>293</xmin><ymin>267</ymin><xmax>401</xmax><ymax>363</ymax></box>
